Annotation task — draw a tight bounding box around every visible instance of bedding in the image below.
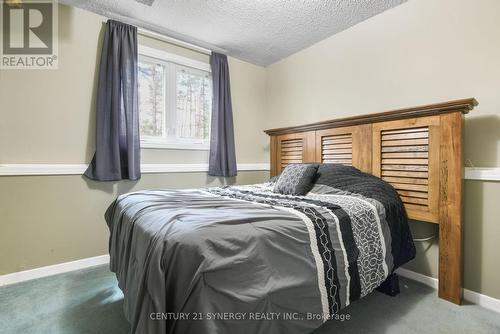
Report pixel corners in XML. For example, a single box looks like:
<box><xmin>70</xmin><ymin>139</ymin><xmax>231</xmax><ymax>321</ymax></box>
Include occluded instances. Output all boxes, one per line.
<box><xmin>105</xmin><ymin>166</ymin><xmax>415</xmax><ymax>334</ymax></box>
<box><xmin>312</xmin><ymin>164</ymin><xmax>416</xmax><ymax>269</ymax></box>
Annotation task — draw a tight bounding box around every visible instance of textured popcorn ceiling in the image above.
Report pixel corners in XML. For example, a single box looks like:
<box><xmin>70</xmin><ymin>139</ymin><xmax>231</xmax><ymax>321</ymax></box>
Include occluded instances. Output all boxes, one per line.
<box><xmin>60</xmin><ymin>0</ymin><xmax>407</xmax><ymax>66</ymax></box>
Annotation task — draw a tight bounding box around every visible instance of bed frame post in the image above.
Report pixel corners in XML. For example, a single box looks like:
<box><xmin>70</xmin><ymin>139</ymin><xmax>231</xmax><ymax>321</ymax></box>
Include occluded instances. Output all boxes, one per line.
<box><xmin>438</xmin><ymin>112</ymin><xmax>464</xmax><ymax>304</ymax></box>
<box><xmin>270</xmin><ymin>135</ymin><xmax>278</xmax><ymax>177</ymax></box>
<box><xmin>376</xmin><ymin>273</ymin><xmax>400</xmax><ymax>297</ymax></box>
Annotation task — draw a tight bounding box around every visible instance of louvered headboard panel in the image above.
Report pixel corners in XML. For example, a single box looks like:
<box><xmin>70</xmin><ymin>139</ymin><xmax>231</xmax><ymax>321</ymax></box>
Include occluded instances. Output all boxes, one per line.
<box><xmin>274</xmin><ymin>131</ymin><xmax>316</xmax><ymax>175</ymax></box>
<box><xmin>280</xmin><ymin>138</ymin><xmax>304</xmax><ymax>168</ymax></box>
<box><xmin>372</xmin><ymin>117</ymin><xmax>440</xmax><ymax>223</ymax></box>
<box><xmin>315</xmin><ymin>125</ymin><xmax>372</xmax><ymax>173</ymax></box>
<box><xmin>320</xmin><ymin>133</ymin><xmax>353</xmax><ymax>165</ymax></box>
<box><xmin>380</xmin><ymin>127</ymin><xmax>429</xmax><ymax>209</ymax></box>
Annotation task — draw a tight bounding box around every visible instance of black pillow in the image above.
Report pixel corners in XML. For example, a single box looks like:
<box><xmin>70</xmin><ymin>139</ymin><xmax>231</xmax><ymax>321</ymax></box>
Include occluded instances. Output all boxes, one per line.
<box><xmin>314</xmin><ymin>163</ymin><xmax>399</xmax><ymax>199</ymax></box>
<box><xmin>315</xmin><ymin>164</ymin><xmax>366</xmax><ymax>187</ymax></box>
<box><xmin>273</xmin><ymin>164</ymin><xmax>318</xmax><ymax>195</ymax></box>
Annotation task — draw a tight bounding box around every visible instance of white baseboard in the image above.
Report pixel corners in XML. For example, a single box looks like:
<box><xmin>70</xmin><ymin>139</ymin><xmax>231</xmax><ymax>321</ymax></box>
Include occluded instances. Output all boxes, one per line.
<box><xmin>463</xmin><ymin>288</ymin><xmax>500</xmax><ymax>313</ymax></box>
<box><xmin>1</xmin><ymin>256</ymin><xmax>499</xmax><ymax>315</ymax></box>
<box><xmin>0</xmin><ymin>255</ymin><xmax>110</xmax><ymax>287</ymax></box>
<box><xmin>396</xmin><ymin>267</ymin><xmax>500</xmax><ymax>314</ymax></box>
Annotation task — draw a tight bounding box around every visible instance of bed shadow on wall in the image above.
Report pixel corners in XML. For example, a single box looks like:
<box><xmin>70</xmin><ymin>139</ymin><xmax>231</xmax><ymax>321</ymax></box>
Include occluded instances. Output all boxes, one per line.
<box><xmin>463</xmin><ymin>114</ymin><xmax>500</xmax><ymax>295</ymax></box>
<box><xmin>465</xmin><ymin>114</ymin><xmax>500</xmax><ymax>167</ymax></box>
<box><xmin>463</xmin><ymin>180</ymin><xmax>485</xmax><ymax>297</ymax></box>
<box><xmin>403</xmin><ymin>221</ymin><xmax>438</xmax><ymax>277</ymax></box>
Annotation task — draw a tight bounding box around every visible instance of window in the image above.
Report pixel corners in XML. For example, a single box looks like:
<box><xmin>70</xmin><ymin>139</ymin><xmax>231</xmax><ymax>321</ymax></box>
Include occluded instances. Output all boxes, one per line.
<box><xmin>138</xmin><ymin>46</ymin><xmax>212</xmax><ymax>149</ymax></box>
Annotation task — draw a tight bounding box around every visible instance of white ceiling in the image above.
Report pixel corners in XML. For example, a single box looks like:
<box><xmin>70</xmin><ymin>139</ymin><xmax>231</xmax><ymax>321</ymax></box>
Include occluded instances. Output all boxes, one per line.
<box><xmin>60</xmin><ymin>0</ymin><xmax>407</xmax><ymax>66</ymax></box>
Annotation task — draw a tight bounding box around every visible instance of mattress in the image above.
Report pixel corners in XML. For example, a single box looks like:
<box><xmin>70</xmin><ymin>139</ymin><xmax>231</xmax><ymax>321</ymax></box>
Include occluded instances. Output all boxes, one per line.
<box><xmin>105</xmin><ymin>166</ymin><xmax>415</xmax><ymax>334</ymax></box>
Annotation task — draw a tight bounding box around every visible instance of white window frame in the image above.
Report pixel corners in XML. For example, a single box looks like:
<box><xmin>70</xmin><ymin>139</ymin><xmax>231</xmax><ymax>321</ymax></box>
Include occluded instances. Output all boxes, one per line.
<box><xmin>138</xmin><ymin>45</ymin><xmax>212</xmax><ymax>150</ymax></box>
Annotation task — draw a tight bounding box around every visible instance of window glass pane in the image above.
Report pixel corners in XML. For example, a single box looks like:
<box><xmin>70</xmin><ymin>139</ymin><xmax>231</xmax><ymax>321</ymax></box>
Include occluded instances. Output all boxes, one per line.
<box><xmin>138</xmin><ymin>60</ymin><xmax>165</xmax><ymax>137</ymax></box>
<box><xmin>176</xmin><ymin>67</ymin><xmax>211</xmax><ymax>141</ymax></box>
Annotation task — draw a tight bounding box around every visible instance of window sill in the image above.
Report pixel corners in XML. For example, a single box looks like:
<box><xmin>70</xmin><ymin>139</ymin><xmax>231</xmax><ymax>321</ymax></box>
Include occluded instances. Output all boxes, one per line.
<box><xmin>141</xmin><ymin>141</ymin><xmax>210</xmax><ymax>151</ymax></box>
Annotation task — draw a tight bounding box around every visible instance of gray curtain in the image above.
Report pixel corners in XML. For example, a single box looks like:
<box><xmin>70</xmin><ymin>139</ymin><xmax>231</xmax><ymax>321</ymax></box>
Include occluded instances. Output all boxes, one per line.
<box><xmin>208</xmin><ymin>53</ymin><xmax>237</xmax><ymax>177</ymax></box>
<box><xmin>84</xmin><ymin>20</ymin><xmax>140</xmax><ymax>181</ymax></box>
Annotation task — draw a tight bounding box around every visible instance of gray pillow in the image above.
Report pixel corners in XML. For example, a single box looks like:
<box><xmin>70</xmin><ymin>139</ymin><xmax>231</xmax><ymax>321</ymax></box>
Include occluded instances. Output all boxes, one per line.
<box><xmin>273</xmin><ymin>164</ymin><xmax>318</xmax><ymax>195</ymax></box>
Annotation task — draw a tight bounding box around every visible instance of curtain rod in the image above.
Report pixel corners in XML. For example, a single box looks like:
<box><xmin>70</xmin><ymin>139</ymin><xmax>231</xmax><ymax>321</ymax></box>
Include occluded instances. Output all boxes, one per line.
<box><xmin>98</xmin><ymin>14</ymin><xmax>223</xmax><ymax>56</ymax></box>
<box><xmin>137</xmin><ymin>27</ymin><xmax>213</xmax><ymax>56</ymax></box>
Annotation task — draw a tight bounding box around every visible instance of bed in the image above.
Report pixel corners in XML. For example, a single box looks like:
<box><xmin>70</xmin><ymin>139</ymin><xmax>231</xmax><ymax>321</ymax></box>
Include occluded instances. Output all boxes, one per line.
<box><xmin>106</xmin><ymin>98</ymin><xmax>476</xmax><ymax>333</ymax></box>
<box><xmin>106</xmin><ymin>164</ymin><xmax>415</xmax><ymax>334</ymax></box>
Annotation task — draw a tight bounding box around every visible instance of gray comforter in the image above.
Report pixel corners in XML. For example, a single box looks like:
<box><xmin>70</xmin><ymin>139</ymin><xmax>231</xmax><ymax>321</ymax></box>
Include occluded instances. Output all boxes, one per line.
<box><xmin>106</xmin><ymin>183</ymin><xmax>407</xmax><ymax>334</ymax></box>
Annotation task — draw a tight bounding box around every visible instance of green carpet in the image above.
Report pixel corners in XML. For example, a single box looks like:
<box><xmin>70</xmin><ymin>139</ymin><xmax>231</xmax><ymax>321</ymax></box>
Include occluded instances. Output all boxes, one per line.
<box><xmin>1</xmin><ymin>265</ymin><xmax>499</xmax><ymax>334</ymax></box>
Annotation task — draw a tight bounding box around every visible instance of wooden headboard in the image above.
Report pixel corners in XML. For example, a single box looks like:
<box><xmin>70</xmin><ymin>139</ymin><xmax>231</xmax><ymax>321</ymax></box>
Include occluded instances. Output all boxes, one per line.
<box><xmin>264</xmin><ymin>98</ymin><xmax>478</xmax><ymax>305</ymax></box>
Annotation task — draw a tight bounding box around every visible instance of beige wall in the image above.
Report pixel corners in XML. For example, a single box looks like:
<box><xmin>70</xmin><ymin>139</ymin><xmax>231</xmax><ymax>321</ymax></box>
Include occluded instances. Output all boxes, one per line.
<box><xmin>265</xmin><ymin>0</ymin><xmax>500</xmax><ymax>299</ymax></box>
<box><xmin>0</xmin><ymin>5</ymin><xmax>269</xmax><ymax>274</ymax></box>
<box><xmin>0</xmin><ymin>172</ymin><xmax>268</xmax><ymax>275</ymax></box>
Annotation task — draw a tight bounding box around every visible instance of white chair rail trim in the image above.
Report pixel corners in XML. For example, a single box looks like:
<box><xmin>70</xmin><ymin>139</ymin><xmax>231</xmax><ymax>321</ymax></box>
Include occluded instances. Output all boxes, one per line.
<box><xmin>0</xmin><ymin>165</ymin><xmax>498</xmax><ymax>179</ymax></box>
<box><xmin>0</xmin><ymin>163</ymin><xmax>271</xmax><ymax>176</ymax></box>
<box><xmin>464</xmin><ymin>167</ymin><xmax>500</xmax><ymax>181</ymax></box>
